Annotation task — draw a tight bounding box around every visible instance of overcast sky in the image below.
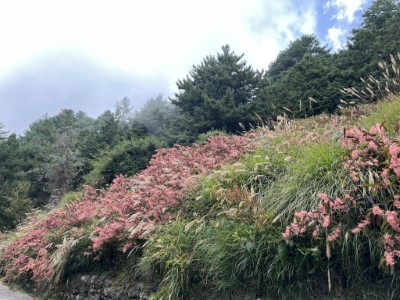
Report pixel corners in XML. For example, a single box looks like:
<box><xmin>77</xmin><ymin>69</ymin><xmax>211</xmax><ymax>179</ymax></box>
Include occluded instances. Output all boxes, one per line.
<box><xmin>0</xmin><ymin>0</ymin><xmax>373</xmax><ymax>135</ymax></box>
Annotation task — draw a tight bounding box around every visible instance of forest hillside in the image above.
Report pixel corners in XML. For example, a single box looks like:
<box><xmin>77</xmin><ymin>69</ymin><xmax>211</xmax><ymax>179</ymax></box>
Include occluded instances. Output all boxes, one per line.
<box><xmin>1</xmin><ymin>90</ymin><xmax>400</xmax><ymax>299</ymax></box>
<box><xmin>1</xmin><ymin>0</ymin><xmax>400</xmax><ymax>299</ymax></box>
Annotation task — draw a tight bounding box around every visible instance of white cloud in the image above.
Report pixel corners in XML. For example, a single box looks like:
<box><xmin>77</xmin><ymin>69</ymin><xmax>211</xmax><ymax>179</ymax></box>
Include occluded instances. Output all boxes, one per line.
<box><xmin>327</xmin><ymin>27</ymin><xmax>346</xmax><ymax>51</ymax></box>
<box><xmin>0</xmin><ymin>0</ymin><xmax>323</xmax><ymax>133</ymax></box>
<box><xmin>0</xmin><ymin>0</ymin><xmax>318</xmax><ymax>88</ymax></box>
<box><xmin>325</xmin><ymin>0</ymin><xmax>366</xmax><ymax>23</ymax></box>
<box><xmin>246</xmin><ymin>1</ymin><xmax>317</xmax><ymax>68</ymax></box>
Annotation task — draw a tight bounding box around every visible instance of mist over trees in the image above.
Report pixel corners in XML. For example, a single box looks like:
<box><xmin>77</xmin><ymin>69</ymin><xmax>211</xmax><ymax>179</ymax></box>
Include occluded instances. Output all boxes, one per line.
<box><xmin>1</xmin><ymin>0</ymin><xmax>400</xmax><ymax>229</ymax></box>
<box><xmin>133</xmin><ymin>94</ymin><xmax>181</xmax><ymax>142</ymax></box>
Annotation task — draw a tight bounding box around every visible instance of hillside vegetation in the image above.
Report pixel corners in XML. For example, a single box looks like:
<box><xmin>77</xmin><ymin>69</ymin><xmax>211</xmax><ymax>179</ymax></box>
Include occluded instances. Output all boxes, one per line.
<box><xmin>1</xmin><ymin>1</ymin><xmax>400</xmax><ymax>299</ymax></box>
<box><xmin>1</xmin><ymin>93</ymin><xmax>400</xmax><ymax>298</ymax></box>
<box><xmin>1</xmin><ymin>0</ymin><xmax>400</xmax><ymax>230</ymax></box>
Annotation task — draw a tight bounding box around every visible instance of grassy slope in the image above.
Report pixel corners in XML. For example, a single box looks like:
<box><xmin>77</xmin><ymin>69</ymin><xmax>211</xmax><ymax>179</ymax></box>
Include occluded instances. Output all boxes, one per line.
<box><xmin>1</xmin><ymin>96</ymin><xmax>400</xmax><ymax>299</ymax></box>
<box><xmin>138</xmin><ymin>98</ymin><xmax>400</xmax><ymax>299</ymax></box>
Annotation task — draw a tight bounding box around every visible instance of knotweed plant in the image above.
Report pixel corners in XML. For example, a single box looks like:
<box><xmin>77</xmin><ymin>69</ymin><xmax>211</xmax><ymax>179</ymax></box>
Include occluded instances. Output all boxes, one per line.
<box><xmin>283</xmin><ymin>123</ymin><xmax>400</xmax><ymax>285</ymax></box>
<box><xmin>0</xmin><ymin>134</ymin><xmax>253</xmax><ymax>287</ymax></box>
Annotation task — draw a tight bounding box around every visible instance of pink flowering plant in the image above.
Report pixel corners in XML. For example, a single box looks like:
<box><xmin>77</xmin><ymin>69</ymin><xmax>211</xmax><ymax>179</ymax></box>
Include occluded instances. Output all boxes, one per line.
<box><xmin>0</xmin><ymin>135</ymin><xmax>253</xmax><ymax>286</ymax></box>
<box><xmin>283</xmin><ymin>123</ymin><xmax>400</xmax><ymax>271</ymax></box>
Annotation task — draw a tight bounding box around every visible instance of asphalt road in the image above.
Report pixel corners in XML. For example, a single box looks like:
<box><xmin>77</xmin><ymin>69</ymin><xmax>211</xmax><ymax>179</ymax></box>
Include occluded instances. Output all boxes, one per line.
<box><xmin>0</xmin><ymin>282</ymin><xmax>33</xmax><ymax>300</ymax></box>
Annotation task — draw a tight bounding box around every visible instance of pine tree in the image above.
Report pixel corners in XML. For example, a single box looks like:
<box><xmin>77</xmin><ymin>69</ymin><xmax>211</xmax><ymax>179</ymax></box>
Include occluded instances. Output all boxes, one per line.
<box><xmin>171</xmin><ymin>45</ymin><xmax>263</xmax><ymax>135</ymax></box>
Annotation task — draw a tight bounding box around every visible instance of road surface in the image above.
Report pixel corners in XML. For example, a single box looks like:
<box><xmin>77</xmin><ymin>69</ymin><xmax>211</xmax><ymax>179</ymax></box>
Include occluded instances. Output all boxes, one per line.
<box><xmin>0</xmin><ymin>282</ymin><xmax>33</xmax><ymax>300</ymax></box>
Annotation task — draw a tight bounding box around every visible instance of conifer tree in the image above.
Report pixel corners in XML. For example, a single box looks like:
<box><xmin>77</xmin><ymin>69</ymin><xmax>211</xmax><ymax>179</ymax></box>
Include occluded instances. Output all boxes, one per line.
<box><xmin>172</xmin><ymin>45</ymin><xmax>263</xmax><ymax>135</ymax></box>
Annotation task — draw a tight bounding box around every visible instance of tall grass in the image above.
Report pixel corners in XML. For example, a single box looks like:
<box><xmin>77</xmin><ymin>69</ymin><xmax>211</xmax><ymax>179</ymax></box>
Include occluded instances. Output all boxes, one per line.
<box><xmin>138</xmin><ymin>138</ymin><xmax>348</xmax><ymax>298</ymax></box>
<box><xmin>137</xmin><ymin>220</ymin><xmax>201</xmax><ymax>299</ymax></box>
<box><xmin>182</xmin><ymin>147</ymin><xmax>286</xmax><ymax>219</ymax></box>
<box><xmin>359</xmin><ymin>96</ymin><xmax>400</xmax><ymax>137</ymax></box>
<box><xmin>262</xmin><ymin>141</ymin><xmax>345</xmax><ymax>222</ymax></box>
<box><xmin>138</xmin><ymin>217</ymin><xmax>294</xmax><ymax>299</ymax></box>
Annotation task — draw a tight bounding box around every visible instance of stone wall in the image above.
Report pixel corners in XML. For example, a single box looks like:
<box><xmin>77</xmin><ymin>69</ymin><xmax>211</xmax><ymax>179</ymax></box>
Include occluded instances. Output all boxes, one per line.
<box><xmin>59</xmin><ymin>274</ymin><xmax>153</xmax><ymax>300</ymax></box>
<box><xmin>55</xmin><ymin>274</ymin><xmax>261</xmax><ymax>299</ymax></box>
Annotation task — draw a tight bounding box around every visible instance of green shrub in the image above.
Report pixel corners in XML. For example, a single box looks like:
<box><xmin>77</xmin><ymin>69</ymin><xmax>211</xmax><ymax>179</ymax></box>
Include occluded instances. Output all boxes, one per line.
<box><xmin>194</xmin><ymin>130</ymin><xmax>227</xmax><ymax>145</ymax></box>
<box><xmin>58</xmin><ymin>190</ymin><xmax>83</xmax><ymax>207</ymax></box>
<box><xmin>85</xmin><ymin>136</ymin><xmax>166</xmax><ymax>187</ymax></box>
<box><xmin>0</xmin><ymin>182</ymin><xmax>32</xmax><ymax>229</ymax></box>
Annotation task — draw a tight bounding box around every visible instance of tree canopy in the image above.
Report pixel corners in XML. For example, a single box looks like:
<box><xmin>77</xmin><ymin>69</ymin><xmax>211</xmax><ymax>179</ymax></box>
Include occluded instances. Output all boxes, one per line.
<box><xmin>266</xmin><ymin>34</ymin><xmax>328</xmax><ymax>82</ymax></box>
<box><xmin>133</xmin><ymin>95</ymin><xmax>178</xmax><ymax>137</ymax></box>
<box><xmin>171</xmin><ymin>45</ymin><xmax>263</xmax><ymax>135</ymax></box>
<box><xmin>258</xmin><ymin>35</ymin><xmax>343</xmax><ymax>118</ymax></box>
<box><xmin>0</xmin><ymin>122</ymin><xmax>7</xmax><ymax>140</ymax></box>
<box><xmin>336</xmin><ymin>0</ymin><xmax>400</xmax><ymax>84</ymax></box>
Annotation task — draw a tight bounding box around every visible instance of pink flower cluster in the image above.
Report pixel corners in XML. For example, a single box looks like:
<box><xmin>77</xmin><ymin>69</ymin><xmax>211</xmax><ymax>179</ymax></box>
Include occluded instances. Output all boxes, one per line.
<box><xmin>282</xmin><ymin>193</ymin><xmax>348</xmax><ymax>243</ymax></box>
<box><xmin>343</xmin><ymin>124</ymin><xmax>400</xmax><ymax>266</ymax></box>
<box><xmin>93</xmin><ymin>134</ymin><xmax>253</xmax><ymax>250</ymax></box>
<box><xmin>1</xmin><ymin>227</ymin><xmax>50</xmax><ymax>284</ymax></box>
<box><xmin>383</xmin><ymin>233</ymin><xmax>400</xmax><ymax>266</ymax></box>
<box><xmin>370</xmin><ymin>199</ymin><xmax>400</xmax><ymax>266</ymax></box>
<box><xmin>389</xmin><ymin>144</ymin><xmax>400</xmax><ymax>178</ymax></box>
<box><xmin>350</xmin><ymin>219</ymin><xmax>370</xmax><ymax>234</ymax></box>
<box><xmin>342</xmin><ymin>124</ymin><xmax>400</xmax><ymax>186</ymax></box>
<box><xmin>1</xmin><ymin>134</ymin><xmax>253</xmax><ymax>285</ymax></box>
<box><xmin>284</xmin><ymin>123</ymin><xmax>400</xmax><ymax>267</ymax></box>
